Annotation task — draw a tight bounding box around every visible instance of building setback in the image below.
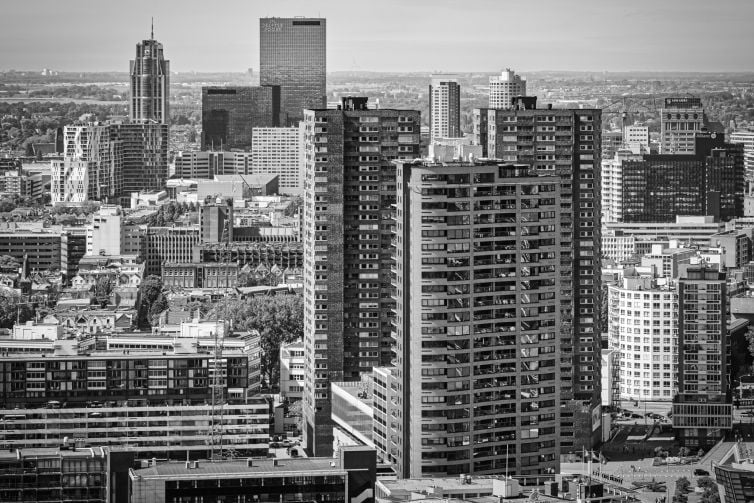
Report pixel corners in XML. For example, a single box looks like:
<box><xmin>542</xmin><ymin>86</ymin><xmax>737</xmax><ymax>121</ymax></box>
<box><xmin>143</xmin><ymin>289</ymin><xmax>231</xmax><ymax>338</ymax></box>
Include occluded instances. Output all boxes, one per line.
<box><xmin>301</xmin><ymin>97</ymin><xmax>420</xmax><ymax>456</ymax></box>
<box><xmin>389</xmin><ymin>161</ymin><xmax>562</xmax><ymax>477</ymax></box>
<box><xmin>260</xmin><ymin>17</ymin><xmax>326</xmax><ymax>126</ymax></box>
<box><xmin>201</xmin><ymin>86</ymin><xmax>280</xmax><ymax>151</ymax></box>
<box><xmin>474</xmin><ymin>97</ymin><xmax>603</xmax><ymax>453</ymax></box>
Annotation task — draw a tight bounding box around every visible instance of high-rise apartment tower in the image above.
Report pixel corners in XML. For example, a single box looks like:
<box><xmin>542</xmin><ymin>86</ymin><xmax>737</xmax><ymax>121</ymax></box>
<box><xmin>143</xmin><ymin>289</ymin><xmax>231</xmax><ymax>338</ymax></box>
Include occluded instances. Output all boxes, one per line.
<box><xmin>301</xmin><ymin>97</ymin><xmax>420</xmax><ymax>457</ymax></box>
<box><xmin>429</xmin><ymin>74</ymin><xmax>461</xmax><ymax>142</ymax></box>
<box><xmin>474</xmin><ymin>97</ymin><xmax>603</xmax><ymax>453</ymax></box>
<box><xmin>390</xmin><ymin>160</ymin><xmax>563</xmax><ymax>477</ymax></box>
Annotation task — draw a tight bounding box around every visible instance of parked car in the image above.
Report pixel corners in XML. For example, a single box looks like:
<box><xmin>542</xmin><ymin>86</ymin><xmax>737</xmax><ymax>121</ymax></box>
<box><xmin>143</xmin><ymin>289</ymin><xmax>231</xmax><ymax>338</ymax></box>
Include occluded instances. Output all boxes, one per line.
<box><xmin>630</xmin><ymin>413</ymin><xmax>643</xmax><ymax>419</ymax></box>
<box><xmin>693</xmin><ymin>469</ymin><xmax>709</xmax><ymax>476</ymax></box>
<box><xmin>742</xmin><ymin>410</ymin><xmax>754</xmax><ymax>416</ymax></box>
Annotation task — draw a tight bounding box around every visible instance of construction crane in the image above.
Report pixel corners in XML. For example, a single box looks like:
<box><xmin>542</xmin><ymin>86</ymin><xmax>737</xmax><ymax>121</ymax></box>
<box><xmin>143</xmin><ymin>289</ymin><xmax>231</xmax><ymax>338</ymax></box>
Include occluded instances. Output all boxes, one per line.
<box><xmin>601</xmin><ymin>95</ymin><xmax>659</xmax><ymax>131</ymax></box>
<box><xmin>208</xmin><ymin>200</ymin><xmax>234</xmax><ymax>461</ymax></box>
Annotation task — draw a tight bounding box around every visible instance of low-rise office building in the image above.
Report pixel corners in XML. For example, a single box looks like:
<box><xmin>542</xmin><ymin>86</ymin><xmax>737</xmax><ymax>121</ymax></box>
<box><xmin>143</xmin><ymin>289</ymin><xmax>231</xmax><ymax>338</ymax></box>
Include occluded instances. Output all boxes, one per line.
<box><xmin>129</xmin><ymin>446</ymin><xmax>377</xmax><ymax>503</ymax></box>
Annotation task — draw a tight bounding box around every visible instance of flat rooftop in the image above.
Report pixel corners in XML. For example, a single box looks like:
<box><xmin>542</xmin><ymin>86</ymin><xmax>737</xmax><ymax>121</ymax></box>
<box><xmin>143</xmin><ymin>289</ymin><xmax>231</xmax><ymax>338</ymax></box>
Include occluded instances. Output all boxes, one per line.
<box><xmin>133</xmin><ymin>457</ymin><xmax>345</xmax><ymax>478</ymax></box>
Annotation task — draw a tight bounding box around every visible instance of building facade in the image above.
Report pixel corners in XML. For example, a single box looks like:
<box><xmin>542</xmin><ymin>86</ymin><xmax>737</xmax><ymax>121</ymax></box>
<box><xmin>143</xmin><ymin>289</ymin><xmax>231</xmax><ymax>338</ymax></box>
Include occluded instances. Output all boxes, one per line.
<box><xmin>730</xmin><ymin>129</ymin><xmax>754</xmax><ymax>181</ymax></box>
<box><xmin>301</xmin><ymin>97</ymin><xmax>420</xmax><ymax>456</ymax></box>
<box><xmin>130</xmin><ymin>34</ymin><xmax>170</xmax><ymax>124</ymax></box>
<box><xmin>621</xmin><ymin>135</ymin><xmax>744</xmax><ymax>222</ymax></box>
<box><xmin>52</xmin><ymin>123</ymin><xmax>122</xmax><ymax>204</ymax></box>
<box><xmin>488</xmin><ymin>69</ymin><xmax>526</xmax><ymax>109</ymax></box>
<box><xmin>129</xmin><ymin>447</ymin><xmax>376</xmax><ymax>503</ymax></box>
<box><xmin>145</xmin><ymin>226</ymin><xmax>200</xmax><ymax>276</ymax></box>
<box><xmin>251</xmin><ymin>125</ymin><xmax>305</xmax><ymax>194</ymax></box>
<box><xmin>672</xmin><ymin>265</ymin><xmax>732</xmax><ymax>448</ymax></box>
<box><xmin>390</xmin><ymin>161</ymin><xmax>562</xmax><ymax>477</ymax></box>
<box><xmin>109</xmin><ymin>121</ymin><xmax>169</xmax><ymax>204</ymax></box>
<box><xmin>201</xmin><ymin>86</ymin><xmax>280</xmax><ymax>151</ymax></box>
<box><xmin>260</xmin><ymin>17</ymin><xmax>326</xmax><ymax>126</ymax></box>
<box><xmin>608</xmin><ymin>274</ymin><xmax>678</xmax><ymax>403</ymax></box>
<box><xmin>660</xmin><ymin>97</ymin><xmax>704</xmax><ymax>154</ymax></box>
<box><xmin>429</xmin><ymin>74</ymin><xmax>461</xmax><ymax>142</ymax></box>
<box><xmin>174</xmin><ymin>151</ymin><xmax>254</xmax><ymax>179</ymax></box>
<box><xmin>473</xmin><ymin>97</ymin><xmax>603</xmax><ymax>453</ymax></box>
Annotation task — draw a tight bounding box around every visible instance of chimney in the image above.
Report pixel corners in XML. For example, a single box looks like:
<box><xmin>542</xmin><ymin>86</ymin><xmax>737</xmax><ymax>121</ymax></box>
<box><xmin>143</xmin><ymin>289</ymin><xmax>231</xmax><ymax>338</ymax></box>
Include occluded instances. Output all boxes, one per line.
<box><xmin>247</xmin><ymin>458</ymin><xmax>253</xmax><ymax>467</ymax></box>
<box><xmin>273</xmin><ymin>459</ymin><xmax>279</xmax><ymax>467</ymax></box>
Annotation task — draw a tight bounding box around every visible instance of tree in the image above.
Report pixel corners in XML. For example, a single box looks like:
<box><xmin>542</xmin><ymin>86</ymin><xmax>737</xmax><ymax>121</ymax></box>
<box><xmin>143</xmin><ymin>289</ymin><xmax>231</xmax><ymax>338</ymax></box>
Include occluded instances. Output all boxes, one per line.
<box><xmin>0</xmin><ymin>255</ymin><xmax>20</xmax><ymax>272</ymax></box>
<box><xmin>138</xmin><ymin>275</ymin><xmax>164</xmax><ymax>328</ymax></box>
<box><xmin>698</xmin><ymin>477</ymin><xmax>720</xmax><ymax>503</ymax></box>
<box><xmin>94</xmin><ymin>276</ymin><xmax>112</xmax><ymax>306</ymax></box>
<box><xmin>217</xmin><ymin>295</ymin><xmax>303</xmax><ymax>390</ymax></box>
<box><xmin>0</xmin><ymin>291</ymin><xmax>32</xmax><ymax>329</ymax></box>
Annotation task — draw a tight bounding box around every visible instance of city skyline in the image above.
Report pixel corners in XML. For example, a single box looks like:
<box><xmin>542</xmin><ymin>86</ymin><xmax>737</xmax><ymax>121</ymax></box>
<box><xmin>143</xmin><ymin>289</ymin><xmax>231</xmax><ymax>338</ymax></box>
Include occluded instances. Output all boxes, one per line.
<box><xmin>2</xmin><ymin>0</ymin><xmax>754</xmax><ymax>74</ymax></box>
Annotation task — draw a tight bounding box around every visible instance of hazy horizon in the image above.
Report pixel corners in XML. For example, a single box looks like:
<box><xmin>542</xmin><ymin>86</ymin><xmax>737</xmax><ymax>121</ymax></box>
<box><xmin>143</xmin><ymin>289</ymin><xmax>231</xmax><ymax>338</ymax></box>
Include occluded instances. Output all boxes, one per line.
<box><xmin>1</xmin><ymin>0</ymin><xmax>753</xmax><ymax>74</ymax></box>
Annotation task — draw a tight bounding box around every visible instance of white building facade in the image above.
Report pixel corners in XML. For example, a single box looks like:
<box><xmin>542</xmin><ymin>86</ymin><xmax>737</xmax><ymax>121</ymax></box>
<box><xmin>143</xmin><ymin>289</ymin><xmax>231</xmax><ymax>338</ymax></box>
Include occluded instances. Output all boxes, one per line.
<box><xmin>251</xmin><ymin>125</ymin><xmax>305</xmax><ymax>194</ymax></box>
<box><xmin>488</xmin><ymin>68</ymin><xmax>526</xmax><ymax>109</ymax></box>
<box><xmin>609</xmin><ymin>274</ymin><xmax>678</xmax><ymax>403</ymax></box>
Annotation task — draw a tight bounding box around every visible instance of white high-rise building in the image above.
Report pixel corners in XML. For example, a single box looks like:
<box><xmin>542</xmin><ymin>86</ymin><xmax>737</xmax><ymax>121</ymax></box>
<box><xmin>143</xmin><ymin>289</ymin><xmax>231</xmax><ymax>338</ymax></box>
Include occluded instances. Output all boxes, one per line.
<box><xmin>51</xmin><ymin>123</ymin><xmax>122</xmax><ymax>204</ymax></box>
<box><xmin>730</xmin><ymin>130</ymin><xmax>754</xmax><ymax>180</ymax></box>
<box><xmin>601</xmin><ymin>150</ymin><xmax>643</xmax><ymax>223</ymax></box>
<box><xmin>609</xmin><ymin>272</ymin><xmax>678</xmax><ymax>403</ymax></box>
<box><xmin>488</xmin><ymin>68</ymin><xmax>526</xmax><ymax>109</ymax></box>
<box><xmin>251</xmin><ymin>125</ymin><xmax>305</xmax><ymax>194</ymax></box>
<box><xmin>428</xmin><ymin>74</ymin><xmax>461</xmax><ymax>141</ymax></box>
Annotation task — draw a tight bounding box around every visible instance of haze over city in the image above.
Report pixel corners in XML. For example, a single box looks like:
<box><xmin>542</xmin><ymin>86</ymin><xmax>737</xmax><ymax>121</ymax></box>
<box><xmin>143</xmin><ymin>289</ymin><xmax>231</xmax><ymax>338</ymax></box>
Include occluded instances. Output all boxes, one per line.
<box><xmin>2</xmin><ymin>0</ymin><xmax>754</xmax><ymax>73</ymax></box>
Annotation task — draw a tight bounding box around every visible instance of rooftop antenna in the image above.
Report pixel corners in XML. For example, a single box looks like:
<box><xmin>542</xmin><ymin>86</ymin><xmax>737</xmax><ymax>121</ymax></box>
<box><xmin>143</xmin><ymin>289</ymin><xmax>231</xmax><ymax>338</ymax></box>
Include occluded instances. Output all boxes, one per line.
<box><xmin>151</xmin><ymin>17</ymin><xmax>154</xmax><ymax>40</ymax></box>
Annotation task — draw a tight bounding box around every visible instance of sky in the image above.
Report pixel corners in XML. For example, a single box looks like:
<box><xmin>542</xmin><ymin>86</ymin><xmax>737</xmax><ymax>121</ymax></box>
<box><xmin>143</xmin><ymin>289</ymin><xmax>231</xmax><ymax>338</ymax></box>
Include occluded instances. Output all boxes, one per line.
<box><xmin>1</xmin><ymin>0</ymin><xmax>753</xmax><ymax>73</ymax></box>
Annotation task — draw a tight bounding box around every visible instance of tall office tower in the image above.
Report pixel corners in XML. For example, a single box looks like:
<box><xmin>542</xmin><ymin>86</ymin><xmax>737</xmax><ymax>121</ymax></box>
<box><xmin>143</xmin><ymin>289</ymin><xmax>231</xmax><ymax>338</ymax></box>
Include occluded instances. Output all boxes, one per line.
<box><xmin>129</xmin><ymin>28</ymin><xmax>170</xmax><ymax>124</ymax></box>
<box><xmin>390</xmin><ymin>161</ymin><xmax>562</xmax><ymax>477</ymax></box>
<box><xmin>608</xmin><ymin>271</ymin><xmax>679</xmax><ymax>405</ymax></box>
<box><xmin>200</xmin><ymin>201</ymin><xmax>234</xmax><ymax>244</ymax></box>
<box><xmin>474</xmin><ymin>97</ymin><xmax>603</xmax><ymax>453</ymax></box>
<box><xmin>201</xmin><ymin>86</ymin><xmax>281</xmax><ymax>151</ymax></box>
<box><xmin>488</xmin><ymin>68</ymin><xmax>526</xmax><ymax>109</ymax></box>
<box><xmin>251</xmin><ymin>125</ymin><xmax>305</xmax><ymax>194</ymax></box>
<box><xmin>429</xmin><ymin>74</ymin><xmax>461</xmax><ymax>142</ymax></box>
<box><xmin>673</xmin><ymin>265</ymin><xmax>732</xmax><ymax>449</ymax></box>
<box><xmin>730</xmin><ymin>130</ymin><xmax>754</xmax><ymax>181</ymax></box>
<box><xmin>301</xmin><ymin>97</ymin><xmax>420</xmax><ymax>456</ymax></box>
<box><xmin>110</xmin><ymin>121</ymin><xmax>169</xmax><ymax>204</ymax></box>
<box><xmin>660</xmin><ymin>97</ymin><xmax>705</xmax><ymax>154</ymax></box>
<box><xmin>621</xmin><ymin>134</ymin><xmax>744</xmax><ymax>223</ymax></box>
<box><xmin>260</xmin><ymin>17</ymin><xmax>326</xmax><ymax>126</ymax></box>
<box><xmin>51</xmin><ymin>123</ymin><xmax>122</xmax><ymax>203</ymax></box>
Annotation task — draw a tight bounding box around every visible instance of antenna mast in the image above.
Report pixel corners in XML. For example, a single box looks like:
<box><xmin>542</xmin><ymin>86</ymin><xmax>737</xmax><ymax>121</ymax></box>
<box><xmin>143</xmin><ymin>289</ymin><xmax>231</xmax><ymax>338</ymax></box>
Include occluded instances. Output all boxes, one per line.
<box><xmin>151</xmin><ymin>17</ymin><xmax>154</xmax><ymax>40</ymax></box>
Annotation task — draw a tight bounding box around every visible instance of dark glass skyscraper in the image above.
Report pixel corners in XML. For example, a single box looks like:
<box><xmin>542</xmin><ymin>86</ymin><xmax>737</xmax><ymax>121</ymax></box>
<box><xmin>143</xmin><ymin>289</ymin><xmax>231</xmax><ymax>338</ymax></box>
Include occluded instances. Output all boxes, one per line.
<box><xmin>201</xmin><ymin>86</ymin><xmax>280</xmax><ymax>151</ymax></box>
<box><xmin>260</xmin><ymin>17</ymin><xmax>326</xmax><ymax>126</ymax></box>
<box><xmin>129</xmin><ymin>29</ymin><xmax>169</xmax><ymax>124</ymax></box>
<box><xmin>621</xmin><ymin>134</ymin><xmax>744</xmax><ymax>222</ymax></box>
